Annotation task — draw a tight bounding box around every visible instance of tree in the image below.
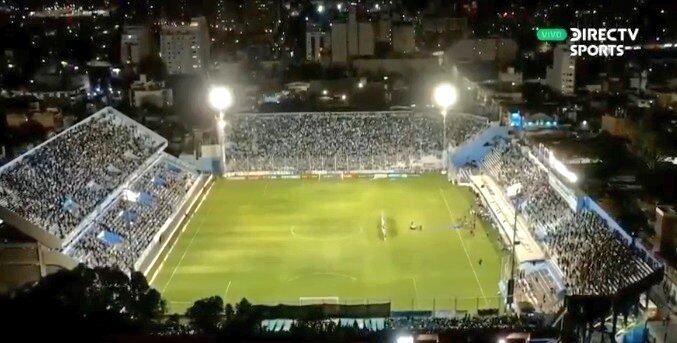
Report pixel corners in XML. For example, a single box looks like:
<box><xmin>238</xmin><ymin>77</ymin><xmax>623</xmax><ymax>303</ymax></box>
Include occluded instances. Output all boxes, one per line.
<box><xmin>185</xmin><ymin>296</ymin><xmax>224</xmax><ymax>334</ymax></box>
<box><xmin>0</xmin><ymin>265</ymin><xmax>166</xmax><ymax>339</ymax></box>
<box><xmin>636</xmin><ymin>111</ymin><xmax>670</xmax><ymax>171</ymax></box>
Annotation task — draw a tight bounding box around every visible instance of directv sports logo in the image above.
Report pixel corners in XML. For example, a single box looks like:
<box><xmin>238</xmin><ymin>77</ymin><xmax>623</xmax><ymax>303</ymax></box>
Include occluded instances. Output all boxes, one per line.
<box><xmin>536</xmin><ymin>27</ymin><xmax>639</xmax><ymax>57</ymax></box>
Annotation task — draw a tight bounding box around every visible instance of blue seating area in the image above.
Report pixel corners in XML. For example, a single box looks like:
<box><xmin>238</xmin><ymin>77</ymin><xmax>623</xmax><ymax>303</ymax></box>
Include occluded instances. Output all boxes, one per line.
<box><xmin>65</xmin><ymin>154</ymin><xmax>198</xmax><ymax>272</ymax></box>
<box><xmin>97</xmin><ymin>230</ymin><xmax>124</xmax><ymax>246</ymax></box>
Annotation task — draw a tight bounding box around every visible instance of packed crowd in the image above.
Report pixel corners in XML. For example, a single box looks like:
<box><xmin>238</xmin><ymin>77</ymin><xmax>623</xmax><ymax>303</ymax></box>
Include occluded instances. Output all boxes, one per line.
<box><xmin>482</xmin><ymin>143</ymin><xmax>657</xmax><ymax>296</ymax></box>
<box><xmin>0</xmin><ymin>111</ymin><xmax>163</xmax><ymax>240</ymax></box>
<box><xmin>225</xmin><ymin>111</ymin><xmax>489</xmax><ymax>171</ymax></box>
<box><xmin>386</xmin><ymin>314</ymin><xmax>532</xmax><ymax>333</ymax></box>
<box><xmin>66</xmin><ymin>157</ymin><xmax>198</xmax><ymax>272</ymax></box>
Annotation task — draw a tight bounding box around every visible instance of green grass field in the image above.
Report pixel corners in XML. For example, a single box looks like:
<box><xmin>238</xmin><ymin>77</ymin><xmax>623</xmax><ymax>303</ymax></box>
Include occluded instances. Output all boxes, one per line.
<box><xmin>151</xmin><ymin>174</ymin><xmax>503</xmax><ymax>313</ymax></box>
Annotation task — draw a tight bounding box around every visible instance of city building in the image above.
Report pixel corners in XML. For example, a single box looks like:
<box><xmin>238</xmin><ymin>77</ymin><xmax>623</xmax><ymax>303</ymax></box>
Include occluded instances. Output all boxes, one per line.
<box><xmin>446</xmin><ymin>39</ymin><xmax>518</xmax><ymax>63</ymax></box>
<box><xmin>306</xmin><ymin>23</ymin><xmax>330</xmax><ymax>63</ymax></box>
<box><xmin>375</xmin><ymin>15</ymin><xmax>391</xmax><ymax>43</ymax></box>
<box><xmin>358</xmin><ymin>22</ymin><xmax>375</xmax><ymax>56</ymax></box>
<box><xmin>331</xmin><ymin>22</ymin><xmax>348</xmax><ymax>64</ymax></box>
<box><xmin>128</xmin><ymin>74</ymin><xmax>173</xmax><ymax>108</ymax></box>
<box><xmin>160</xmin><ymin>17</ymin><xmax>210</xmax><ymax>75</ymax></box>
<box><xmin>347</xmin><ymin>5</ymin><xmax>359</xmax><ymax>57</ymax></box>
<box><xmin>330</xmin><ymin>5</ymin><xmax>374</xmax><ymax>64</ymax></box>
<box><xmin>120</xmin><ymin>25</ymin><xmax>152</xmax><ymax>70</ymax></box>
<box><xmin>654</xmin><ymin>205</ymin><xmax>676</xmax><ymax>258</ymax></box>
<box><xmin>546</xmin><ymin>44</ymin><xmax>576</xmax><ymax>95</ymax></box>
<box><xmin>392</xmin><ymin>23</ymin><xmax>415</xmax><ymax>54</ymax></box>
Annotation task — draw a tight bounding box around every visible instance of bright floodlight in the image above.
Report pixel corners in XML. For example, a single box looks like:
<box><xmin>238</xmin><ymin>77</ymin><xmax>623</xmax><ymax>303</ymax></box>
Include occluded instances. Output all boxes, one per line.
<box><xmin>317</xmin><ymin>4</ymin><xmax>324</xmax><ymax>13</ymax></box>
<box><xmin>209</xmin><ymin>86</ymin><xmax>233</xmax><ymax>111</ymax></box>
<box><xmin>396</xmin><ymin>335</ymin><xmax>414</xmax><ymax>343</ymax></box>
<box><xmin>433</xmin><ymin>83</ymin><xmax>458</xmax><ymax>110</ymax></box>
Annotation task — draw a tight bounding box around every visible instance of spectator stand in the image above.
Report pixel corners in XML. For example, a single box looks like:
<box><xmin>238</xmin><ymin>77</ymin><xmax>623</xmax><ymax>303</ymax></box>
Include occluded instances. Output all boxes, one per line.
<box><xmin>62</xmin><ymin>153</ymin><xmax>201</xmax><ymax>273</ymax></box>
<box><xmin>0</xmin><ymin>107</ymin><xmax>167</xmax><ymax>249</ymax></box>
<box><xmin>221</xmin><ymin>110</ymin><xmax>492</xmax><ymax>177</ymax></box>
<box><xmin>0</xmin><ymin>107</ymin><xmax>216</xmax><ymax>280</ymax></box>
<box><xmin>473</xmin><ymin>140</ymin><xmax>664</xmax><ymax>330</ymax></box>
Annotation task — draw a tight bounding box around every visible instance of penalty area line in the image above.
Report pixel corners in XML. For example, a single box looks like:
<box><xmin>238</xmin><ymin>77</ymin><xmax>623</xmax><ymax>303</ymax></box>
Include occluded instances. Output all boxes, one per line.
<box><xmin>438</xmin><ymin>188</ymin><xmax>489</xmax><ymax>306</ymax></box>
<box><xmin>223</xmin><ymin>280</ymin><xmax>232</xmax><ymax>301</ymax></box>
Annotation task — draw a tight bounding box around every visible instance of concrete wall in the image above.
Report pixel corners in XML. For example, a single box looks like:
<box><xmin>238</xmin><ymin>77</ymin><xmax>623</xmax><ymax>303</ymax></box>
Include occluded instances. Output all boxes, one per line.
<box><xmin>0</xmin><ymin>206</ymin><xmax>62</xmax><ymax>249</ymax></box>
<box><xmin>0</xmin><ymin>243</ymin><xmax>44</xmax><ymax>293</ymax></box>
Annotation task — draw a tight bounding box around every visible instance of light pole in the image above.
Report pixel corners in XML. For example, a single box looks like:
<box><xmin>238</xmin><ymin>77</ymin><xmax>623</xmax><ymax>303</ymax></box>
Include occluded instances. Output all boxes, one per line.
<box><xmin>433</xmin><ymin>83</ymin><xmax>458</xmax><ymax>168</ymax></box>
<box><xmin>208</xmin><ymin>86</ymin><xmax>234</xmax><ymax>175</ymax></box>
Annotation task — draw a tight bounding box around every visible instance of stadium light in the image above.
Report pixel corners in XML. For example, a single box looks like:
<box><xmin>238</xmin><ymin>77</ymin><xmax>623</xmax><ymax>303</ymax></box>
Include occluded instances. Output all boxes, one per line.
<box><xmin>433</xmin><ymin>83</ymin><xmax>458</xmax><ymax>111</ymax></box>
<box><xmin>209</xmin><ymin>86</ymin><xmax>234</xmax><ymax>112</ymax></box>
<box><xmin>209</xmin><ymin>86</ymin><xmax>234</xmax><ymax>176</ymax></box>
<box><xmin>396</xmin><ymin>335</ymin><xmax>414</xmax><ymax>343</ymax></box>
<box><xmin>433</xmin><ymin>83</ymin><xmax>458</xmax><ymax>168</ymax></box>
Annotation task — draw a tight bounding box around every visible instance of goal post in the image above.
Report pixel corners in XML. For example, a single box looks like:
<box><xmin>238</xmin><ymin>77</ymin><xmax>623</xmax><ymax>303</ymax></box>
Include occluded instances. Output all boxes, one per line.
<box><xmin>380</xmin><ymin>212</ymin><xmax>387</xmax><ymax>240</ymax></box>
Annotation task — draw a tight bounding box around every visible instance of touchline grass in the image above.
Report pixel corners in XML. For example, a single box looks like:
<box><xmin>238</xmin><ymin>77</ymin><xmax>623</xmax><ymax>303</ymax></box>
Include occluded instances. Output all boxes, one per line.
<box><xmin>151</xmin><ymin>174</ymin><xmax>503</xmax><ymax>313</ymax></box>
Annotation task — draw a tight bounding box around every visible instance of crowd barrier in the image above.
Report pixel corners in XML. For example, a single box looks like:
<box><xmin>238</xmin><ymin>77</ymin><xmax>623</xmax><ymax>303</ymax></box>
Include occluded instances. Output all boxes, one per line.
<box><xmin>252</xmin><ymin>303</ymin><xmax>391</xmax><ymax>320</ymax></box>
<box><xmin>248</xmin><ymin>296</ymin><xmax>504</xmax><ymax>315</ymax></box>
<box><xmin>224</xmin><ymin>170</ymin><xmax>421</xmax><ymax>180</ymax></box>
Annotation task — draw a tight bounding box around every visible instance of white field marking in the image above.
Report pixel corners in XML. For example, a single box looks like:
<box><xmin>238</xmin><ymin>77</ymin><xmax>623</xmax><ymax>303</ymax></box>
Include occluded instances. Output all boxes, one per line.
<box><xmin>223</xmin><ymin>280</ymin><xmax>232</xmax><ymax>301</ymax></box>
<box><xmin>412</xmin><ymin>277</ymin><xmax>418</xmax><ymax>296</ymax></box>
<box><xmin>149</xmin><ymin>182</ymin><xmax>215</xmax><ymax>285</ymax></box>
<box><xmin>262</xmin><ymin>180</ymin><xmax>271</xmax><ymax>196</ymax></box>
<box><xmin>160</xmin><ymin>185</ymin><xmax>217</xmax><ymax>293</ymax></box>
<box><xmin>438</xmin><ymin>188</ymin><xmax>489</xmax><ymax>306</ymax></box>
<box><xmin>286</xmin><ymin>272</ymin><xmax>357</xmax><ymax>282</ymax></box>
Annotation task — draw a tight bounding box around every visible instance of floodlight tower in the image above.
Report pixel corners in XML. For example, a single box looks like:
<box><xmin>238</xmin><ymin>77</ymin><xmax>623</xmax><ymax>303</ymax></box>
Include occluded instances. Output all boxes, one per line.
<box><xmin>433</xmin><ymin>83</ymin><xmax>458</xmax><ymax>167</ymax></box>
<box><xmin>209</xmin><ymin>86</ymin><xmax>234</xmax><ymax>175</ymax></box>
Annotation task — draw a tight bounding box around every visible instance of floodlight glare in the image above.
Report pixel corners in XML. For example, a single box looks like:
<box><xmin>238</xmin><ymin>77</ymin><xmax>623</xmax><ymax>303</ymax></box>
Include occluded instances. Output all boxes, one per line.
<box><xmin>433</xmin><ymin>83</ymin><xmax>458</xmax><ymax>110</ymax></box>
<box><xmin>209</xmin><ymin>86</ymin><xmax>233</xmax><ymax>111</ymax></box>
<box><xmin>396</xmin><ymin>335</ymin><xmax>414</xmax><ymax>343</ymax></box>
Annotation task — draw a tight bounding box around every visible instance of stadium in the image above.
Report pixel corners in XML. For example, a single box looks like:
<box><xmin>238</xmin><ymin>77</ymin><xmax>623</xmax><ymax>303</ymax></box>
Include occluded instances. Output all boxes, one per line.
<box><xmin>0</xmin><ymin>106</ymin><xmax>665</xmax><ymax>339</ymax></box>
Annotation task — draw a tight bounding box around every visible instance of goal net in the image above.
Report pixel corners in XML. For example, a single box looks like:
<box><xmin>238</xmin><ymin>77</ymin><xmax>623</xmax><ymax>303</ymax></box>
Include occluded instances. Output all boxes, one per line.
<box><xmin>299</xmin><ymin>297</ymin><xmax>340</xmax><ymax>305</ymax></box>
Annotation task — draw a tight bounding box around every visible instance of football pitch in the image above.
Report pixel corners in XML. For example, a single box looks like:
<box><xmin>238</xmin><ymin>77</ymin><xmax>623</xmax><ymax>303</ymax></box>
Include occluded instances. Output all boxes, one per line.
<box><xmin>151</xmin><ymin>174</ymin><xmax>504</xmax><ymax>313</ymax></box>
